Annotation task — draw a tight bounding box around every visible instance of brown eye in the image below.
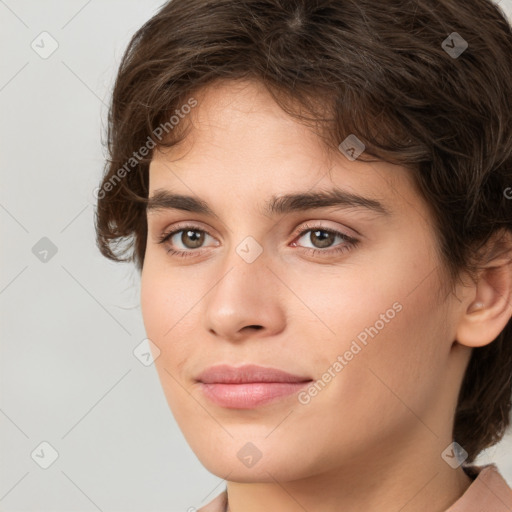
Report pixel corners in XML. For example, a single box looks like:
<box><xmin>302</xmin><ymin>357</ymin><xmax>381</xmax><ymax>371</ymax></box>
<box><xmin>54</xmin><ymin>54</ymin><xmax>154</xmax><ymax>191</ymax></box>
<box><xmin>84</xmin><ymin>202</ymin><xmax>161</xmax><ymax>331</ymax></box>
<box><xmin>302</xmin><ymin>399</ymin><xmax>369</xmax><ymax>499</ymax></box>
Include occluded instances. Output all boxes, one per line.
<box><xmin>157</xmin><ymin>224</ymin><xmax>218</xmax><ymax>258</ymax></box>
<box><xmin>307</xmin><ymin>229</ymin><xmax>336</xmax><ymax>249</ymax></box>
<box><xmin>291</xmin><ymin>224</ymin><xmax>359</xmax><ymax>258</ymax></box>
<box><xmin>180</xmin><ymin>229</ymin><xmax>205</xmax><ymax>249</ymax></box>
<box><xmin>295</xmin><ymin>228</ymin><xmax>352</xmax><ymax>250</ymax></box>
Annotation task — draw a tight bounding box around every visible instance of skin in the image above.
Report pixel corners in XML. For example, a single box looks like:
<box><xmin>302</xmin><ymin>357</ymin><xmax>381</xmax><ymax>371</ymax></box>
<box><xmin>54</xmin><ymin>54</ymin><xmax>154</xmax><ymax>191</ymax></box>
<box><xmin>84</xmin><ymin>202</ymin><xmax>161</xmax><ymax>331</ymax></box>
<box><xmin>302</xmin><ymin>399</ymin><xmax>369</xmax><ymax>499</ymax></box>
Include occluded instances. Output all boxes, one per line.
<box><xmin>140</xmin><ymin>78</ymin><xmax>512</xmax><ymax>512</ymax></box>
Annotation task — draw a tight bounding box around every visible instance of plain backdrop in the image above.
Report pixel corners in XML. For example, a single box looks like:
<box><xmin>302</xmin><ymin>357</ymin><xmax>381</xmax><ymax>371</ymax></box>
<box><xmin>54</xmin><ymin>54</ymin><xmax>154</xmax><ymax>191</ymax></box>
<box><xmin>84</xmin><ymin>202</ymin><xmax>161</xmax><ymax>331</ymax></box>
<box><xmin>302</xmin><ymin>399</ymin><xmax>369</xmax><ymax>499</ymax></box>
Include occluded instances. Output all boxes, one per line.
<box><xmin>1</xmin><ymin>1</ymin><xmax>511</xmax><ymax>511</ymax></box>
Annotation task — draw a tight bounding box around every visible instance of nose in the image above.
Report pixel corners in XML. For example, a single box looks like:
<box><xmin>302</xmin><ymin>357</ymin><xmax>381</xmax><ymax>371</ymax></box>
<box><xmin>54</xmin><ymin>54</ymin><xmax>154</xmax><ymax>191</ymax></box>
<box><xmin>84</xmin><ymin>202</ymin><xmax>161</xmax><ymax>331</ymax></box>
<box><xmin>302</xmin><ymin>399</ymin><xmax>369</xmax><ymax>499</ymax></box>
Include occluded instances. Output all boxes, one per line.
<box><xmin>202</xmin><ymin>244</ymin><xmax>286</xmax><ymax>343</ymax></box>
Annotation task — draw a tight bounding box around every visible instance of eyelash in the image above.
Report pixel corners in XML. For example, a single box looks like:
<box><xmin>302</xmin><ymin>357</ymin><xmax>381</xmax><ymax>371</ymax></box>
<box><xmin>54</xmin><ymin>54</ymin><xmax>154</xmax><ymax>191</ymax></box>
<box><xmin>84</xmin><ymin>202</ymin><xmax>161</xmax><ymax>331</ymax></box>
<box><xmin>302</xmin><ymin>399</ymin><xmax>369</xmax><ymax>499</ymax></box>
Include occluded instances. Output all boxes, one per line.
<box><xmin>157</xmin><ymin>222</ymin><xmax>359</xmax><ymax>259</ymax></box>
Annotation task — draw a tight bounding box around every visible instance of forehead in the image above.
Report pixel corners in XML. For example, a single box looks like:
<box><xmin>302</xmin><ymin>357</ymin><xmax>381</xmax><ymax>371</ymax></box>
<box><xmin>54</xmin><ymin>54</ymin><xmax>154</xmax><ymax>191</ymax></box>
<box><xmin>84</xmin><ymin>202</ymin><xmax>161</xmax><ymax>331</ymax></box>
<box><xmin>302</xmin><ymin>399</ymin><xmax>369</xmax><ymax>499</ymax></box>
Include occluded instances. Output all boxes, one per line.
<box><xmin>148</xmin><ymin>79</ymin><xmax>421</xmax><ymax>220</ymax></box>
<box><xmin>157</xmin><ymin>79</ymin><xmax>336</xmax><ymax>169</ymax></box>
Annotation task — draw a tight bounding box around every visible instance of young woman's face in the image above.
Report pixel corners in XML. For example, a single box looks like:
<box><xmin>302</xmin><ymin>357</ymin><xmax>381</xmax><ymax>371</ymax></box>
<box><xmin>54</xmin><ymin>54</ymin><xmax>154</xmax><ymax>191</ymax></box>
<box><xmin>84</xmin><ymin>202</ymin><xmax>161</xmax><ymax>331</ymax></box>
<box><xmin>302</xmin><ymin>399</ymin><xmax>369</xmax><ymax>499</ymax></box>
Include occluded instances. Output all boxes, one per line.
<box><xmin>140</xmin><ymin>79</ymin><xmax>471</xmax><ymax>481</ymax></box>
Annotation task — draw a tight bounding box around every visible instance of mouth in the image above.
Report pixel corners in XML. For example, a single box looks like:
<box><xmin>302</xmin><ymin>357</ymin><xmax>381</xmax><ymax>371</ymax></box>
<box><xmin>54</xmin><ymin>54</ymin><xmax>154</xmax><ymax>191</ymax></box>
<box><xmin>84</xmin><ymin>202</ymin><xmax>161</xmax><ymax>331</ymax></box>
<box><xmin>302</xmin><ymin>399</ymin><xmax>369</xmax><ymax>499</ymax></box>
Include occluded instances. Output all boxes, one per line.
<box><xmin>196</xmin><ymin>364</ymin><xmax>313</xmax><ymax>409</ymax></box>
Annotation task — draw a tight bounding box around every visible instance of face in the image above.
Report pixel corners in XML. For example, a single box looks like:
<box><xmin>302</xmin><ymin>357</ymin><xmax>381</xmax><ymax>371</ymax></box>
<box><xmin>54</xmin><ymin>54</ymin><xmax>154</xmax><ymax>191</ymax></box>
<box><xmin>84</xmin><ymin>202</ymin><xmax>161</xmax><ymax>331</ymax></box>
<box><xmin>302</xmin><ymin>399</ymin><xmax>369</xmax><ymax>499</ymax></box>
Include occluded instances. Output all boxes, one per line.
<box><xmin>140</xmin><ymin>79</ymin><xmax>468</xmax><ymax>482</ymax></box>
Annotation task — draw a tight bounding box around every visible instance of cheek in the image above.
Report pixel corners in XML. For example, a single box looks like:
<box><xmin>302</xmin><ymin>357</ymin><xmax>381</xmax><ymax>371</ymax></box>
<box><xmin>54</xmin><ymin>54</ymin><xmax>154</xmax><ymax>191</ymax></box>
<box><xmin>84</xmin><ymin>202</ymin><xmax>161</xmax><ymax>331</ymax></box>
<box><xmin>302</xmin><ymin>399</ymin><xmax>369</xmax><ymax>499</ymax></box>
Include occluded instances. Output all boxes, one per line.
<box><xmin>140</xmin><ymin>266</ymin><xmax>168</xmax><ymax>340</ymax></box>
<box><xmin>140</xmin><ymin>248</ymin><xmax>191</xmax><ymax>334</ymax></box>
<box><xmin>331</xmin><ymin>273</ymin><xmax>448</xmax><ymax>427</ymax></box>
<box><xmin>284</xmin><ymin>273</ymin><xmax>450</xmax><ymax>474</ymax></box>
<box><xmin>301</xmin><ymin>239</ymin><xmax>449</xmax><ymax>414</ymax></box>
<box><xmin>140</xmin><ymin>264</ymin><xmax>195</xmax><ymax>415</ymax></box>
<box><xmin>140</xmin><ymin>259</ymin><xmax>184</xmax><ymax>366</ymax></box>
<box><xmin>140</xmin><ymin>255</ymin><xmax>212</xmax><ymax>385</ymax></box>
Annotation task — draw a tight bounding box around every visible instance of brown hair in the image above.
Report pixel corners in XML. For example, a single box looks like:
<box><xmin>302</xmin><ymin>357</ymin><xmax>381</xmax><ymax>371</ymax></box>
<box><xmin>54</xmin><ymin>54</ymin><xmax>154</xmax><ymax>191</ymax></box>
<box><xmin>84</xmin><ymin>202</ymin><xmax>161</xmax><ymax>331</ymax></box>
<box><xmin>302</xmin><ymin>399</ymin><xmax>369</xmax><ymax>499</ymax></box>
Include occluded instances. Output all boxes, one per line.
<box><xmin>95</xmin><ymin>0</ymin><xmax>512</xmax><ymax>463</ymax></box>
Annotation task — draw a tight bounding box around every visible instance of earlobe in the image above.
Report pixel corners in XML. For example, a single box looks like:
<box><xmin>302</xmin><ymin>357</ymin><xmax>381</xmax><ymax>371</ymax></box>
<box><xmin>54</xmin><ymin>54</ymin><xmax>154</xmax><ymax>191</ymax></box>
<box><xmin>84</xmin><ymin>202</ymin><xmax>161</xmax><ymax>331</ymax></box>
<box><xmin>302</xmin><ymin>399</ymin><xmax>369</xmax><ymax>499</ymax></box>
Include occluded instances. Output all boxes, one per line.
<box><xmin>455</xmin><ymin>258</ymin><xmax>512</xmax><ymax>348</ymax></box>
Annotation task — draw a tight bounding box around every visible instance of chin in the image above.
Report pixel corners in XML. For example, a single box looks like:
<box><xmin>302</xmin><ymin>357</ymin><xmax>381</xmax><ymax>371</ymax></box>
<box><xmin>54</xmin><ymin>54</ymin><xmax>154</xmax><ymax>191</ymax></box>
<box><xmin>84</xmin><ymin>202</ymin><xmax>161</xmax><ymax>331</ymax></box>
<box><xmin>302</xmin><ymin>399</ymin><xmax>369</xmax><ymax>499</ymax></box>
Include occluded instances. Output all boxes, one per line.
<box><xmin>192</xmin><ymin>439</ymin><xmax>314</xmax><ymax>482</ymax></box>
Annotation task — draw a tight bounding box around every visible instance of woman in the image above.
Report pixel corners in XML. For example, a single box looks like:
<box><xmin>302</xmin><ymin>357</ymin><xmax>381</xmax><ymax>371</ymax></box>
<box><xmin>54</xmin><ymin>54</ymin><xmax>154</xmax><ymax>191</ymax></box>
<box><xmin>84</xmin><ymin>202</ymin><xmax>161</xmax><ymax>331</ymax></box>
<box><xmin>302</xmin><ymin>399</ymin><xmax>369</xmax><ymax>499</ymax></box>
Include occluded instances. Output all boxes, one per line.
<box><xmin>95</xmin><ymin>1</ymin><xmax>512</xmax><ymax>510</ymax></box>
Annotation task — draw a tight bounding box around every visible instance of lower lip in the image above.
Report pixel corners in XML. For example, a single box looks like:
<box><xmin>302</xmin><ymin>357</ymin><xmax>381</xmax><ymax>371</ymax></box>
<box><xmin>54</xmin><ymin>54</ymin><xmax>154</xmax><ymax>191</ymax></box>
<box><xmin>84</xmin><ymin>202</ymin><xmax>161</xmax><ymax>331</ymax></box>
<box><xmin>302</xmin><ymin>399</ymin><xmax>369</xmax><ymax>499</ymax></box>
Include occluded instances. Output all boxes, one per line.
<box><xmin>199</xmin><ymin>382</ymin><xmax>311</xmax><ymax>409</ymax></box>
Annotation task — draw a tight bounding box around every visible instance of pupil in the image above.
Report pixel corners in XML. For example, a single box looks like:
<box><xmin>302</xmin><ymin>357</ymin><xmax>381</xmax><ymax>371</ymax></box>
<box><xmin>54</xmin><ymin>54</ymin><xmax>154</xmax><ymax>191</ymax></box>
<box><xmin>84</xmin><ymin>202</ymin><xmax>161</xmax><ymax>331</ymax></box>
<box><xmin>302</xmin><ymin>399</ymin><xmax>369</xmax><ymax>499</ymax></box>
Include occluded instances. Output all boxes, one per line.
<box><xmin>312</xmin><ymin>230</ymin><xmax>333</xmax><ymax>248</ymax></box>
<box><xmin>183</xmin><ymin>230</ymin><xmax>203</xmax><ymax>248</ymax></box>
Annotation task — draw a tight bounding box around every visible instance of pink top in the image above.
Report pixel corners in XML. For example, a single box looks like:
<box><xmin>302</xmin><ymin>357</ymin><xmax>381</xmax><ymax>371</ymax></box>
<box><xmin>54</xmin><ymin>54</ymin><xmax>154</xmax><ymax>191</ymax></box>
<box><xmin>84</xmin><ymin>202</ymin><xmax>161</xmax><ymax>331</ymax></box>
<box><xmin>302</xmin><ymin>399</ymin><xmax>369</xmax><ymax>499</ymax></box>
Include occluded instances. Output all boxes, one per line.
<box><xmin>197</xmin><ymin>464</ymin><xmax>512</xmax><ymax>512</ymax></box>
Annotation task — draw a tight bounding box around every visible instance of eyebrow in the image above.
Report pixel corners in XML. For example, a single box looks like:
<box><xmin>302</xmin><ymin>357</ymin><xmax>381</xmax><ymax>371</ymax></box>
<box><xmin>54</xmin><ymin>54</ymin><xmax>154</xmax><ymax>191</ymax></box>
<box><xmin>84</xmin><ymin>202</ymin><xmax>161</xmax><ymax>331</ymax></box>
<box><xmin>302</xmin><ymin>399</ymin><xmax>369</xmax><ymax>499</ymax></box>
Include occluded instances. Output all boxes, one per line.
<box><xmin>146</xmin><ymin>187</ymin><xmax>392</xmax><ymax>217</ymax></box>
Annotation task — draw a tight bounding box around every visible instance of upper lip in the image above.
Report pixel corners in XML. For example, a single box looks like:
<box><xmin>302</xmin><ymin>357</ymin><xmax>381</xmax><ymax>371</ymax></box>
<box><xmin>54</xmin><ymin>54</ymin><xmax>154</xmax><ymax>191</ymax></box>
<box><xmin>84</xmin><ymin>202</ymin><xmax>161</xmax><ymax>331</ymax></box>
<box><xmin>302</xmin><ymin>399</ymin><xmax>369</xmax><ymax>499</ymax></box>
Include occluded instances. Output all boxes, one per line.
<box><xmin>196</xmin><ymin>364</ymin><xmax>312</xmax><ymax>384</ymax></box>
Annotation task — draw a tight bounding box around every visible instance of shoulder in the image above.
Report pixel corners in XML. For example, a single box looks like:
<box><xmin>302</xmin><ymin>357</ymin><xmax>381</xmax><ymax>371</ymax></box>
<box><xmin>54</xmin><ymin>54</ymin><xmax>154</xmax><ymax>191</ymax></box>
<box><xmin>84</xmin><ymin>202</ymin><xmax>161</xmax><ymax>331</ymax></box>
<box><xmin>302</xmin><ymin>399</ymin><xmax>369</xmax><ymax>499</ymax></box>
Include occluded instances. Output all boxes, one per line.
<box><xmin>197</xmin><ymin>490</ymin><xmax>227</xmax><ymax>512</ymax></box>
<box><xmin>446</xmin><ymin>463</ymin><xmax>512</xmax><ymax>511</ymax></box>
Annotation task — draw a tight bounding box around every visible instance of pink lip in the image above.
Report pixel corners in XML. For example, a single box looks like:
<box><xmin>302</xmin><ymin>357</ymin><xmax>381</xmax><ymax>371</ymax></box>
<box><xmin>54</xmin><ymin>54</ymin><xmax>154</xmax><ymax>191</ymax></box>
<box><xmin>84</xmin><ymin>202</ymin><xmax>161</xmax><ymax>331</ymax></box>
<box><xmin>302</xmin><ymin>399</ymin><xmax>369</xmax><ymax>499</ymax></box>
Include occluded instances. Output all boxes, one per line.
<box><xmin>196</xmin><ymin>364</ymin><xmax>312</xmax><ymax>409</ymax></box>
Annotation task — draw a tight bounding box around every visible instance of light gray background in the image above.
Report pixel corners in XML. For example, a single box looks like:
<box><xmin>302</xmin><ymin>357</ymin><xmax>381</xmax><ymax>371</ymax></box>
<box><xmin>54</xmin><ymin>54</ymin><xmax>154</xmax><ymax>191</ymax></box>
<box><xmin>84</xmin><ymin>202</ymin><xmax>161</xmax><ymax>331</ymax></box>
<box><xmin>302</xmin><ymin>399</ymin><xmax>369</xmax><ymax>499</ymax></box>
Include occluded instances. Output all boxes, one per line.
<box><xmin>1</xmin><ymin>1</ymin><xmax>511</xmax><ymax>511</ymax></box>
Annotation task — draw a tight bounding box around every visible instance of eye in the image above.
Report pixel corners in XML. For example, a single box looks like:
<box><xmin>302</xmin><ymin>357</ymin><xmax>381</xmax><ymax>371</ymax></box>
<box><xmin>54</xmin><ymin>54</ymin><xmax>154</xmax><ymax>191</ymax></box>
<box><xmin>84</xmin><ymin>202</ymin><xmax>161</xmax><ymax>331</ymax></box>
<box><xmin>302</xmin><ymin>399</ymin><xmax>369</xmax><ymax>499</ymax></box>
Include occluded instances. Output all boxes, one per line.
<box><xmin>157</xmin><ymin>224</ymin><xmax>217</xmax><ymax>258</ymax></box>
<box><xmin>291</xmin><ymin>223</ymin><xmax>359</xmax><ymax>257</ymax></box>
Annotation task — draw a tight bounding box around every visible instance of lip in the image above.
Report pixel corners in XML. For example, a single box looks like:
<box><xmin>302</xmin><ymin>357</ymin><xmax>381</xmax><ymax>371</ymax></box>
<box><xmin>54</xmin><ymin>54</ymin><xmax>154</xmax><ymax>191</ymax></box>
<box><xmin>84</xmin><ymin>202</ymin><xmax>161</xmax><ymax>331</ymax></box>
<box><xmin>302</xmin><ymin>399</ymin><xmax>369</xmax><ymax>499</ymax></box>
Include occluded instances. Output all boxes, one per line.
<box><xmin>196</xmin><ymin>364</ymin><xmax>313</xmax><ymax>409</ymax></box>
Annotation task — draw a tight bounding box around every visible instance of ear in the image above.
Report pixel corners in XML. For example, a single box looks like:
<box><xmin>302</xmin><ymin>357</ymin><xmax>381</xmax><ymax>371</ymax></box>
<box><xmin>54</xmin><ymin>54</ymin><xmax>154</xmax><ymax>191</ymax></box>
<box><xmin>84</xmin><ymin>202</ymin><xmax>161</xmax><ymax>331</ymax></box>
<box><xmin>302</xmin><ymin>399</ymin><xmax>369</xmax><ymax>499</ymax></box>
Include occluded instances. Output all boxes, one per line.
<box><xmin>455</xmin><ymin>231</ymin><xmax>512</xmax><ymax>348</ymax></box>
